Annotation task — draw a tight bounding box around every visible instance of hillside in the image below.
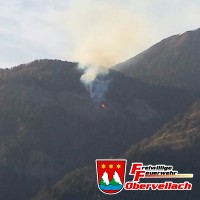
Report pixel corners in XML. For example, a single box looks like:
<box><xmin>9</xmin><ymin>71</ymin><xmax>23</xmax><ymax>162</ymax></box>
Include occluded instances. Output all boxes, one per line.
<box><xmin>115</xmin><ymin>28</ymin><xmax>200</xmax><ymax>90</ymax></box>
<box><xmin>33</xmin><ymin>101</ymin><xmax>200</xmax><ymax>200</ymax></box>
<box><xmin>0</xmin><ymin>59</ymin><xmax>196</xmax><ymax>199</ymax></box>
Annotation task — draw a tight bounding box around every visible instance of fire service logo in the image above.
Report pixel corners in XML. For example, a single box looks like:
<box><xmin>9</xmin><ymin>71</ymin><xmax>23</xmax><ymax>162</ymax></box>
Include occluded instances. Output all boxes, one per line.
<box><xmin>96</xmin><ymin>160</ymin><xmax>193</xmax><ymax>195</ymax></box>
<box><xmin>96</xmin><ymin>159</ymin><xmax>127</xmax><ymax>195</ymax></box>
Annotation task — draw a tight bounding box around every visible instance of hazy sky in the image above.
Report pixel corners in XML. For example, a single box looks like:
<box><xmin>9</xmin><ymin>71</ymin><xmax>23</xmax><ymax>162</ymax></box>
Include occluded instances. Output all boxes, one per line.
<box><xmin>0</xmin><ymin>0</ymin><xmax>200</xmax><ymax>68</ymax></box>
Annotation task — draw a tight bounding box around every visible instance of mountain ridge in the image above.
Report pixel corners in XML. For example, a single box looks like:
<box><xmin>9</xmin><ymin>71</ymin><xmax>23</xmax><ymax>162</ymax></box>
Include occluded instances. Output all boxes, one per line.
<box><xmin>33</xmin><ymin>100</ymin><xmax>200</xmax><ymax>200</ymax></box>
<box><xmin>0</xmin><ymin>59</ymin><xmax>196</xmax><ymax>199</ymax></box>
<box><xmin>115</xmin><ymin>28</ymin><xmax>200</xmax><ymax>90</ymax></box>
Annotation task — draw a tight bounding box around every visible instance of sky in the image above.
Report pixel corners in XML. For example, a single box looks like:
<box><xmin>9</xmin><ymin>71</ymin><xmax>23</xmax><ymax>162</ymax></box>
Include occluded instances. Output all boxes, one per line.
<box><xmin>0</xmin><ymin>0</ymin><xmax>200</xmax><ymax>68</ymax></box>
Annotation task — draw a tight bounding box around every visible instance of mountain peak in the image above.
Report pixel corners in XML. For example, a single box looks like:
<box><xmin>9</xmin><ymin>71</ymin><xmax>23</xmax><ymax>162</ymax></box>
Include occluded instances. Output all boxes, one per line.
<box><xmin>115</xmin><ymin>28</ymin><xmax>200</xmax><ymax>90</ymax></box>
<box><xmin>113</xmin><ymin>171</ymin><xmax>122</xmax><ymax>185</ymax></box>
<box><xmin>101</xmin><ymin>172</ymin><xmax>109</xmax><ymax>185</ymax></box>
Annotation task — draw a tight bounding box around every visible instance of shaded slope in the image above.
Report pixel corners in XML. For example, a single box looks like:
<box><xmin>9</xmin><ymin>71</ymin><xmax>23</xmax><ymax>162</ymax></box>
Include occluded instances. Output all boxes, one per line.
<box><xmin>115</xmin><ymin>28</ymin><xmax>200</xmax><ymax>90</ymax></box>
<box><xmin>0</xmin><ymin>59</ymin><xmax>197</xmax><ymax>199</ymax></box>
<box><xmin>34</xmin><ymin>101</ymin><xmax>200</xmax><ymax>200</ymax></box>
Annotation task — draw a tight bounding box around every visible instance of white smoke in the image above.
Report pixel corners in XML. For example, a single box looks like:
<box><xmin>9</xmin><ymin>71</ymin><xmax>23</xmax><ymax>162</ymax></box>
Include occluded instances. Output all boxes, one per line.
<box><xmin>64</xmin><ymin>0</ymin><xmax>152</xmax><ymax>101</ymax></box>
<box><xmin>79</xmin><ymin>64</ymin><xmax>110</xmax><ymax>103</ymax></box>
<box><xmin>67</xmin><ymin>0</ymin><xmax>152</xmax><ymax>102</ymax></box>
<box><xmin>65</xmin><ymin>0</ymin><xmax>151</xmax><ymax>67</ymax></box>
<box><xmin>79</xmin><ymin>64</ymin><xmax>108</xmax><ymax>84</ymax></box>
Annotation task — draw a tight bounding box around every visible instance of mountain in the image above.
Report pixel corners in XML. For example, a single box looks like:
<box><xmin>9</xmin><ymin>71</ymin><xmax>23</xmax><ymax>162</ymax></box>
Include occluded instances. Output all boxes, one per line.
<box><xmin>100</xmin><ymin>171</ymin><xmax>122</xmax><ymax>187</ymax></box>
<box><xmin>99</xmin><ymin>171</ymin><xmax>122</xmax><ymax>192</ymax></box>
<box><xmin>112</xmin><ymin>171</ymin><xmax>122</xmax><ymax>185</ymax></box>
<box><xmin>100</xmin><ymin>172</ymin><xmax>109</xmax><ymax>185</ymax></box>
<box><xmin>33</xmin><ymin>101</ymin><xmax>200</xmax><ymax>200</ymax></box>
<box><xmin>32</xmin><ymin>32</ymin><xmax>200</xmax><ymax>198</ymax></box>
<box><xmin>115</xmin><ymin>28</ymin><xmax>200</xmax><ymax>90</ymax></box>
<box><xmin>0</xmin><ymin>59</ymin><xmax>196</xmax><ymax>200</ymax></box>
<box><xmin>109</xmin><ymin>177</ymin><xmax>120</xmax><ymax>186</ymax></box>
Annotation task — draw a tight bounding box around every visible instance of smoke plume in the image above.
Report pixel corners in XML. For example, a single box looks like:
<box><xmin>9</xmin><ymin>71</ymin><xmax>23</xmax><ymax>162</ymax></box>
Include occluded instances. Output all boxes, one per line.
<box><xmin>65</xmin><ymin>0</ymin><xmax>151</xmax><ymax>102</ymax></box>
<box><xmin>66</xmin><ymin>0</ymin><xmax>151</xmax><ymax>67</ymax></box>
<box><xmin>79</xmin><ymin>64</ymin><xmax>110</xmax><ymax>103</ymax></box>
